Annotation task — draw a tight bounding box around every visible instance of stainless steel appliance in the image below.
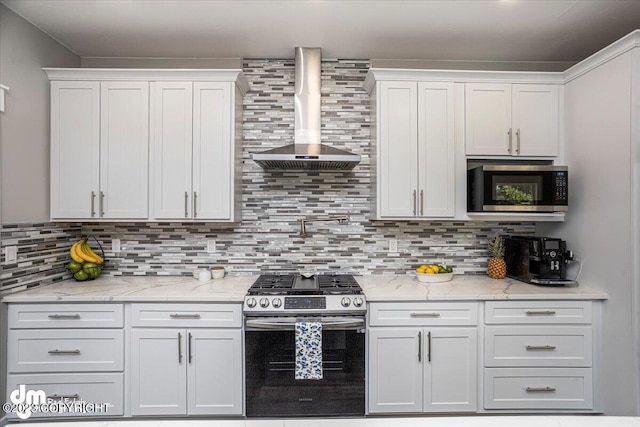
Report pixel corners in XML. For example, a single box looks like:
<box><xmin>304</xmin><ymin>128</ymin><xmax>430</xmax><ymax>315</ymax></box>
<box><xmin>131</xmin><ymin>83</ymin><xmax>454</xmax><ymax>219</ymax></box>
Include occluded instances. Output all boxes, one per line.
<box><xmin>244</xmin><ymin>274</ymin><xmax>366</xmax><ymax>417</ymax></box>
<box><xmin>504</xmin><ymin>235</ymin><xmax>577</xmax><ymax>286</ymax></box>
<box><xmin>251</xmin><ymin>47</ymin><xmax>361</xmax><ymax>170</ymax></box>
<box><xmin>468</xmin><ymin>165</ymin><xmax>568</xmax><ymax>212</ymax></box>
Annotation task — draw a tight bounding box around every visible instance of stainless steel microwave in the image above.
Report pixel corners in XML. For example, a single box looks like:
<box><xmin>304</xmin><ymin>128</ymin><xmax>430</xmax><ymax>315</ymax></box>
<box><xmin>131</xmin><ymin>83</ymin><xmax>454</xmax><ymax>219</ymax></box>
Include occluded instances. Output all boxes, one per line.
<box><xmin>467</xmin><ymin>165</ymin><xmax>568</xmax><ymax>212</ymax></box>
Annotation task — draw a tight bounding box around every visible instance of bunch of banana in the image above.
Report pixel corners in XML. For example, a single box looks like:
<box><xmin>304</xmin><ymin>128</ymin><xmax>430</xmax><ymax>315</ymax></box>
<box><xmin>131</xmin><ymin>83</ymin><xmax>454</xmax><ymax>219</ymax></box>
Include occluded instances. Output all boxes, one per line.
<box><xmin>70</xmin><ymin>237</ymin><xmax>104</xmax><ymax>264</ymax></box>
<box><xmin>68</xmin><ymin>237</ymin><xmax>104</xmax><ymax>281</ymax></box>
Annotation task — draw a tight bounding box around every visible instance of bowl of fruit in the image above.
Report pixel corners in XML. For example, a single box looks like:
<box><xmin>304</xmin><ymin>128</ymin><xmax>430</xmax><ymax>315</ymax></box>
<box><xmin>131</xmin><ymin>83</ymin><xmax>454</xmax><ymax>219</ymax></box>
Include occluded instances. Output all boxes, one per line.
<box><xmin>415</xmin><ymin>264</ymin><xmax>454</xmax><ymax>283</ymax></box>
<box><xmin>66</xmin><ymin>235</ymin><xmax>105</xmax><ymax>281</ymax></box>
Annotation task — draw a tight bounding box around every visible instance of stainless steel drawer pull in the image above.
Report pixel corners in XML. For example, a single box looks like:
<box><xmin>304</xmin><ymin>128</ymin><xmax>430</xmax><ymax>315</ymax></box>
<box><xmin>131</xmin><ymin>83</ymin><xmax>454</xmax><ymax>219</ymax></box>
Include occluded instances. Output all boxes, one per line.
<box><xmin>188</xmin><ymin>332</ymin><xmax>193</xmax><ymax>364</ymax></box>
<box><xmin>412</xmin><ymin>190</ymin><xmax>417</xmax><ymax>216</ymax></box>
<box><xmin>526</xmin><ymin>345</ymin><xmax>557</xmax><ymax>350</ymax></box>
<box><xmin>427</xmin><ymin>331</ymin><xmax>432</xmax><ymax>363</ymax></box>
<box><xmin>185</xmin><ymin>191</ymin><xmax>189</xmax><ymax>218</ymax></box>
<box><xmin>91</xmin><ymin>191</ymin><xmax>96</xmax><ymax>217</ymax></box>
<box><xmin>178</xmin><ymin>332</ymin><xmax>183</xmax><ymax>363</ymax></box>
<box><xmin>410</xmin><ymin>313</ymin><xmax>441</xmax><ymax>318</ymax></box>
<box><xmin>49</xmin><ymin>394</ymin><xmax>80</xmax><ymax>400</ymax></box>
<box><xmin>48</xmin><ymin>349</ymin><xmax>81</xmax><ymax>355</ymax></box>
<box><xmin>418</xmin><ymin>331</ymin><xmax>422</xmax><ymax>362</ymax></box>
<box><xmin>526</xmin><ymin>386</ymin><xmax>556</xmax><ymax>392</ymax></box>
<box><xmin>525</xmin><ymin>310</ymin><xmax>557</xmax><ymax>316</ymax></box>
<box><xmin>48</xmin><ymin>314</ymin><xmax>81</xmax><ymax>319</ymax></box>
<box><xmin>170</xmin><ymin>313</ymin><xmax>201</xmax><ymax>319</ymax></box>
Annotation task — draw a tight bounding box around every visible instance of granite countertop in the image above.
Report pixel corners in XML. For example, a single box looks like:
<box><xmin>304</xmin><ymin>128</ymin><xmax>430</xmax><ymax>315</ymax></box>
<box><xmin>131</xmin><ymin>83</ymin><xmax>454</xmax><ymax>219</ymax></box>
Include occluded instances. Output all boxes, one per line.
<box><xmin>1</xmin><ymin>274</ymin><xmax>608</xmax><ymax>303</ymax></box>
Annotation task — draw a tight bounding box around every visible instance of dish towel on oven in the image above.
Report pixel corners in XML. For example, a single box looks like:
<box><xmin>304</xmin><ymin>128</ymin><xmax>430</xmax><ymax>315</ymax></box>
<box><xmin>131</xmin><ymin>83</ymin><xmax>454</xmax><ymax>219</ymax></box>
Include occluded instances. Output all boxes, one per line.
<box><xmin>295</xmin><ymin>321</ymin><xmax>323</xmax><ymax>380</ymax></box>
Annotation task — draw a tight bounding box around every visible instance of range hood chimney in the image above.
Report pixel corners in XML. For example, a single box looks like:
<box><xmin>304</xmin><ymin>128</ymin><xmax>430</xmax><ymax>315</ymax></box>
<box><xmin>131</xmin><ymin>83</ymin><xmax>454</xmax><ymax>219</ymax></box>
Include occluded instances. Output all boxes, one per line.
<box><xmin>252</xmin><ymin>47</ymin><xmax>361</xmax><ymax>170</ymax></box>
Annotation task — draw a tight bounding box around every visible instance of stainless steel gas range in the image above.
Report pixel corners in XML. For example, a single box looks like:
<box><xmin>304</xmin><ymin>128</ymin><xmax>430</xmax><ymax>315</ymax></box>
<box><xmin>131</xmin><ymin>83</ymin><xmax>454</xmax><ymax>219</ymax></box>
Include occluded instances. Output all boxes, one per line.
<box><xmin>243</xmin><ymin>274</ymin><xmax>366</xmax><ymax>418</ymax></box>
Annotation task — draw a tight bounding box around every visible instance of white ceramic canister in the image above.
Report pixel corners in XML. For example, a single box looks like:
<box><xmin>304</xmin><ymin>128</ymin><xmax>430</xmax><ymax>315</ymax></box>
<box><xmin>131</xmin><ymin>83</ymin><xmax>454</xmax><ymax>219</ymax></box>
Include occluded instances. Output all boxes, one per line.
<box><xmin>198</xmin><ymin>269</ymin><xmax>212</xmax><ymax>281</ymax></box>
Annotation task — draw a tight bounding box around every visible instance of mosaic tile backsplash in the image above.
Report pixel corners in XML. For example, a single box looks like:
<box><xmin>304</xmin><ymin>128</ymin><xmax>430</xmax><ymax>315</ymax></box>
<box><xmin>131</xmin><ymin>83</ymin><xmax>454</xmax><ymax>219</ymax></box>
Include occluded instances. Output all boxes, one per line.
<box><xmin>1</xmin><ymin>58</ymin><xmax>535</xmax><ymax>291</ymax></box>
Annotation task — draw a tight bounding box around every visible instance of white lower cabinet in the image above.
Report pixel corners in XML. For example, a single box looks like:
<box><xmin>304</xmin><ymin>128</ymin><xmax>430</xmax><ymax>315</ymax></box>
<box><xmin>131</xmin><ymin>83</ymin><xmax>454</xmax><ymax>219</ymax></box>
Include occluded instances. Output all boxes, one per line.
<box><xmin>5</xmin><ymin>303</ymin><xmax>125</xmax><ymax>420</ymax></box>
<box><xmin>368</xmin><ymin>302</ymin><xmax>478</xmax><ymax>414</ymax></box>
<box><xmin>129</xmin><ymin>303</ymin><xmax>243</xmax><ymax>416</ymax></box>
<box><xmin>482</xmin><ymin>301</ymin><xmax>597</xmax><ymax>412</ymax></box>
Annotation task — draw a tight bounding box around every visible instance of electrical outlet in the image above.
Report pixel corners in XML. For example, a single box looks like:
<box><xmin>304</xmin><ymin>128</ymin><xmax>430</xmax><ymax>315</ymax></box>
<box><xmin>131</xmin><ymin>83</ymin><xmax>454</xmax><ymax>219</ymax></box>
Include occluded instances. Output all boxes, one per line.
<box><xmin>389</xmin><ymin>239</ymin><xmax>398</xmax><ymax>254</ymax></box>
<box><xmin>207</xmin><ymin>240</ymin><xmax>217</xmax><ymax>253</ymax></box>
<box><xmin>4</xmin><ymin>246</ymin><xmax>17</xmax><ymax>265</ymax></box>
<box><xmin>112</xmin><ymin>238</ymin><xmax>121</xmax><ymax>253</ymax></box>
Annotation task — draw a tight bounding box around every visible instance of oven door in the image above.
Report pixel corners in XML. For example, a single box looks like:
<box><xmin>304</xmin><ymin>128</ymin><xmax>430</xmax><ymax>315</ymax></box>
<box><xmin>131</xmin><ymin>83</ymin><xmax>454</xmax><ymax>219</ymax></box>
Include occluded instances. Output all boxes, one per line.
<box><xmin>245</xmin><ymin>316</ymin><xmax>365</xmax><ymax>417</ymax></box>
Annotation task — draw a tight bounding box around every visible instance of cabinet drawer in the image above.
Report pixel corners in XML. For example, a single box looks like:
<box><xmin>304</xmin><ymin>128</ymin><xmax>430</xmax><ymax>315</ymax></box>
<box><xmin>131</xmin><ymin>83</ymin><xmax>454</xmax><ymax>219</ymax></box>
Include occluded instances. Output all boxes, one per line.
<box><xmin>485</xmin><ymin>326</ymin><xmax>592</xmax><ymax>367</ymax></box>
<box><xmin>8</xmin><ymin>303</ymin><xmax>123</xmax><ymax>329</ymax></box>
<box><xmin>7</xmin><ymin>329</ymin><xmax>124</xmax><ymax>373</ymax></box>
<box><xmin>5</xmin><ymin>373</ymin><xmax>123</xmax><ymax>418</ymax></box>
<box><xmin>485</xmin><ymin>301</ymin><xmax>592</xmax><ymax>324</ymax></box>
<box><xmin>484</xmin><ymin>368</ymin><xmax>593</xmax><ymax>410</ymax></box>
<box><xmin>369</xmin><ymin>302</ymin><xmax>478</xmax><ymax>326</ymax></box>
<box><xmin>131</xmin><ymin>303</ymin><xmax>242</xmax><ymax>328</ymax></box>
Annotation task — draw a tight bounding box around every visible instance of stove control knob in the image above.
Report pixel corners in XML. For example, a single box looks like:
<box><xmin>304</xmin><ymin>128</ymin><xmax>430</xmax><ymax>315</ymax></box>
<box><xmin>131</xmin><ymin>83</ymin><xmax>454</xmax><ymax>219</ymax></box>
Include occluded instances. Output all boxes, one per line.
<box><xmin>259</xmin><ymin>298</ymin><xmax>270</xmax><ymax>308</ymax></box>
<box><xmin>353</xmin><ymin>297</ymin><xmax>364</xmax><ymax>307</ymax></box>
<box><xmin>272</xmin><ymin>298</ymin><xmax>282</xmax><ymax>308</ymax></box>
<box><xmin>341</xmin><ymin>297</ymin><xmax>352</xmax><ymax>308</ymax></box>
<box><xmin>246</xmin><ymin>298</ymin><xmax>257</xmax><ymax>309</ymax></box>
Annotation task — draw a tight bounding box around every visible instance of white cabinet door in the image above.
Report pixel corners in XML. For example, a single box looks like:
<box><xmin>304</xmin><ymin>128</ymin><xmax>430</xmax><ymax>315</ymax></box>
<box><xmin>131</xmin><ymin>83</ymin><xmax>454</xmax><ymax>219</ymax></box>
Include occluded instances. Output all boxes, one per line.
<box><xmin>130</xmin><ymin>329</ymin><xmax>187</xmax><ymax>415</ymax></box>
<box><xmin>187</xmin><ymin>329</ymin><xmax>243</xmax><ymax>415</ymax></box>
<box><xmin>377</xmin><ymin>81</ymin><xmax>418</xmax><ymax>218</ymax></box>
<box><xmin>368</xmin><ymin>328</ymin><xmax>422</xmax><ymax>413</ymax></box>
<box><xmin>417</xmin><ymin>82</ymin><xmax>455</xmax><ymax>217</ymax></box>
<box><xmin>100</xmin><ymin>82</ymin><xmax>149</xmax><ymax>219</ymax></box>
<box><xmin>465</xmin><ymin>83</ymin><xmax>512</xmax><ymax>156</ymax></box>
<box><xmin>152</xmin><ymin>82</ymin><xmax>194</xmax><ymax>219</ymax></box>
<box><xmin>193</xmin><ymin>82</ymin><xmax>232</xmax><ymax>220</ymax></box>
<box><xmin>50</xmin><ymin>81</ymin><xmax>100</xmax><ymax>219</ymax></box>
<box><xmin>512</xmin><ymin>84</ymin><xmax>559</xmax><ymax>157</ymax></box>
<box><xmin>423</xmin><ymin>327</ymin><xmax>477</xmax><ymax>412</ymax></box>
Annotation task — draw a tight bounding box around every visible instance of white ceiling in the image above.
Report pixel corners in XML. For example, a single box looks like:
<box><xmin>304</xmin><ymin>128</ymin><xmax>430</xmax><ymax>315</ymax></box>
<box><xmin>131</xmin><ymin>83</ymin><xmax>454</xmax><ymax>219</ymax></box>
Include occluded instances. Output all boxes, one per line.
<box><xmin>3</xmin><ymin>0</ymin><xmax>640</xmax><ymax>63</ymax></box>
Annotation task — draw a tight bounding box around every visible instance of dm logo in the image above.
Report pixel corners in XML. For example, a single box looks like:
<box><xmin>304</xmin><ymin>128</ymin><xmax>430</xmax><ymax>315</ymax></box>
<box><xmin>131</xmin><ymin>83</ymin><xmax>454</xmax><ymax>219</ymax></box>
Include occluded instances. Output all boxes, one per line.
<box><xmin>9</xmin><ymin>384</ymin><xmax>46</xmax><ymax>419</ymax></box>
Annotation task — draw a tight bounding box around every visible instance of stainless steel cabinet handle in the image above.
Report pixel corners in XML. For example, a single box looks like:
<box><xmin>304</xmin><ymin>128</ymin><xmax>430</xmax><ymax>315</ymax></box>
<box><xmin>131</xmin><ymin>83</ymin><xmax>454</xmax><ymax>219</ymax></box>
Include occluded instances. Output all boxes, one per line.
<box><xmin>427</xmin><ymin>331</ymin><xmax>432</xmax><ymax>363</ymax></box>
<box><xmin>48</xmin><ymin>349</ymin><xmax>80</xmax><ymax>355</ymax></box>
<box><xmin>410</xmin><ymin>312</ymin><xmax>441</xmax><ymax>318</ymax></box>
<box><xmin>99</xmin><ymin>191</ymin><xmax>105</xmax><ymax>217</ymax></box>
<box><xmin>178</xmin><ymin>332</ymin><xmax>183</xmax><ymax>363</ymax></box>
<box><xmin>508</xmin><ymin>128</ymin><xmax>513</xmax><ymax>154</ymax></box>
<box><xmin>48</xmin><ymin>314</ymin><xmax>81</xmax><ymax>320</ymax></box>
<box><xmin>193</xmin><ymin>192</ymin><xmax>198</xmax><ymax>218</ymax></box>
<box><xmin>420</xmin><ymin>190</ymin><xmax>424</xmax><ymax>216</ymax></box>
<box><xmin>91</xmin><ymin>191</ymin><xmax>96</xmax><ymax>217</ymax></box>
<box><xmin>185</xmin><ymin>191</ymin><xmax>189</xmax><ymax>218</ymax></box>
<box><xmin>418</xmin><ymin>331</ymin><xmax>422</xmax><ymax>362</ymax></box>
<box><xmin>526</xmin><ymin>386</ymin><xmax>556</xmax><ymax>392</ymax></box>
<box><xmin>516</xmin><ymin>128</ymin><xmax>521</xmax><ymax>154</ymax></box>
<box><xmin>526</xmin><ymin>310</ymin><xmax>557</xmax><ymax>316</ymax></box>
<box><xmin>412</xmin><ymin>190</ymin><xmax>417</xmax><ymax>216</ymax></box>
<box><xmin>188</xmin><ymin>332</ymin><xmax>193</xmax><ymax>364</ymax></box>
<box><xmin>170</xmin><ymin>313</ymin><xmax>201</xmax><ymax>319</ymax></box>
<box><xmin>49</xmin><ymin>394</ymin><xmax>80</xmax><ymax>400</ymax></box>
<box><xmin>526</xmin><ymin>345</ymin><xmax>557</xmax><ymax>350</ymax></box>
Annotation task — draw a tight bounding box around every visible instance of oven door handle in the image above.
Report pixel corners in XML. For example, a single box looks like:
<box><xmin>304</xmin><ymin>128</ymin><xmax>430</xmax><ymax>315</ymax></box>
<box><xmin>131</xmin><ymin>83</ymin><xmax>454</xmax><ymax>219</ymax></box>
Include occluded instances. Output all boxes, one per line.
<box><xmin>245</xmin><ymin>317</ymin><xmax>365</xmax><ymax>331</ymax></box>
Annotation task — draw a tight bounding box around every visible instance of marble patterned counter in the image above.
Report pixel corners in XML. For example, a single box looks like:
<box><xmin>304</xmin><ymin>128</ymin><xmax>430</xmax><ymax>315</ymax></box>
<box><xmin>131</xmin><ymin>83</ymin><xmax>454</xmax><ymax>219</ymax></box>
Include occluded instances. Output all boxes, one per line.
<box><xmin>1</xmin><ymin>275</ymin><xmax>254</xmax><ymax>303</ymax></box>
<box><xmin>1</xmin><ymin>274</ymin><xmax>607</xmax><ymax>303</ymax></box>
<box><xmin>358</xmin><ymin>274</ymin><xmax>608</xmax><ymax>301</ymax></box>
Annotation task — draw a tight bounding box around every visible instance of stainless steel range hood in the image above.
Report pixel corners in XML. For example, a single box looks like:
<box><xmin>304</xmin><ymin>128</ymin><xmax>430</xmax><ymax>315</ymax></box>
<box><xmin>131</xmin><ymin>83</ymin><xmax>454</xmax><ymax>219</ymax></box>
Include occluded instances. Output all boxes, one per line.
<box><xmin>252</xmin><ymin>47</ymin><xmax>361</xmax><ymax>171</ymax></box>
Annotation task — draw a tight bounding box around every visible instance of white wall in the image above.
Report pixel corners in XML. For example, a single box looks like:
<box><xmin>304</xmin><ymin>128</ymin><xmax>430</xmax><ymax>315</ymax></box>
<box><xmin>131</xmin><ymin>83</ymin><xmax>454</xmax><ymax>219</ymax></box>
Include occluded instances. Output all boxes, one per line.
<box><xmin>539</xmin><ymin>49</ymin><xmax>639</xmax><ymax>415</ymax></box>
<box><xmin>0</xmin><ymin>4</ymin><xmax>80</xmax><ymax>224</ymax></box>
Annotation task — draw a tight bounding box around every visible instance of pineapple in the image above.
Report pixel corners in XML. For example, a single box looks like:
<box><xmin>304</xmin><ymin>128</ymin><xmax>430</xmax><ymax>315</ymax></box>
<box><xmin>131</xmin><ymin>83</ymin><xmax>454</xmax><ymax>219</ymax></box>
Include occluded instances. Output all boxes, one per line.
<box><xmin>487</xmin><ymin>234</ymin><xmax>506</xmax><ymax>279</ymax></box>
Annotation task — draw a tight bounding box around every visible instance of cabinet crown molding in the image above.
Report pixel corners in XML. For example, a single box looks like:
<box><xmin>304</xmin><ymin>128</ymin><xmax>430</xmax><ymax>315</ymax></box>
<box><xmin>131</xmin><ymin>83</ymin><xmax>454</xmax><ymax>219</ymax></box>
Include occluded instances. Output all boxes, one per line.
<box><xmin>43</xmin><ymin>68</ymin><xmax>250</xmax><ymax>95</ymax></box>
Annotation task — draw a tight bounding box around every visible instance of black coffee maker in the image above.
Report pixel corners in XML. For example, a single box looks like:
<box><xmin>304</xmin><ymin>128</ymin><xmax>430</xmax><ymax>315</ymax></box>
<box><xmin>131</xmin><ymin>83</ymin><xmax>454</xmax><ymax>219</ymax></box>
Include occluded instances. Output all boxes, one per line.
<box><xmin>503</xmin><ymin>235</ymin><xmax>577</xmax><ymax>286</ymax></box>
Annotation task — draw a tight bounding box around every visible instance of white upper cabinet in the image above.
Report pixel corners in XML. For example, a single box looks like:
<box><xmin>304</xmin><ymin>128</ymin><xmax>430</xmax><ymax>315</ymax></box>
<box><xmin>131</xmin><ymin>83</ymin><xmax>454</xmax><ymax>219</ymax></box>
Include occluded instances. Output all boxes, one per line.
<box><xmin>371</xmin><ymin>80</ymin><xmax>456</xmax><ymax>219</ymax></box>
<box><xmin>465</xmin><ymin>83</ymin><xmax>559</xmax><ymax>157</ymax></box>
<box><xmin>152</xmin><ymin>82</ymin><xmax>194</xmax><ymax>220</ymax></box>
<box><xmin>46</xmin><ymin>69</ymin><xmax>248</xmax><ymax>222</ymax></box>
<box><xmin>100</xmin><ymin>82</ymin><xmax>150</xmax><ymax>219</ymax></box>
<box><xmin>50</xmin><ymin>80</ymin><xmax>148</xmax><ymax>220</ymax></box>
<box><xmin>50</xmin><ymin>81</ymin><xmax>100</xmax><ymax>219</ymax></box>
